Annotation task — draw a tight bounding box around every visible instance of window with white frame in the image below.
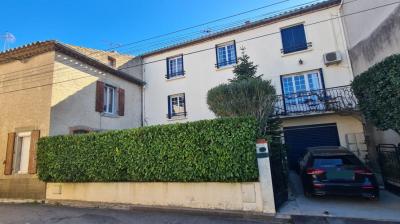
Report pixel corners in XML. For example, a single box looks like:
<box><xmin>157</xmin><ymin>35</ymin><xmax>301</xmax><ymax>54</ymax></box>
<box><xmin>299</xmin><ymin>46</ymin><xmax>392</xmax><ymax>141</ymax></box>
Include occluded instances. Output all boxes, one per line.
<box><xmin>13</xmin><ymin>132</ymin><xmax>31</xmax><ymax>174</ymax></box>
<box><xmin>167</xmin><ymin>93</ymin><xmax>186</xmax><ymax>119</ymax></box>
<box><xmin>281</xmin><ymin>70</ymin><xmax>323</xmax><ymax>107</ymax></box>
<box><xmin>216</xmin><ymin>41</ymin><xmax>237</xmax><ymax>68</ymax></box>
<box><xmin>103</xmin><ymin>84</ymin><xmax>117</xmax><ymax>114</ymax></box>
<box><xmin>166</xmin><ymin>55</ymin><xmax>184</xmax><ymax>79</ymax></box>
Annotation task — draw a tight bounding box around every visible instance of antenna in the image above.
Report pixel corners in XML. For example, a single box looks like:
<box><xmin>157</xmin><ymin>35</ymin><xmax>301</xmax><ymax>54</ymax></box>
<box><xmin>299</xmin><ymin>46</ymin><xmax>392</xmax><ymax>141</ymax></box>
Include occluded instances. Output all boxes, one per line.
<box><xmin>1</xmin><ymin>32</ymin><xmax>16</xmax><ymax>52</ymax></box>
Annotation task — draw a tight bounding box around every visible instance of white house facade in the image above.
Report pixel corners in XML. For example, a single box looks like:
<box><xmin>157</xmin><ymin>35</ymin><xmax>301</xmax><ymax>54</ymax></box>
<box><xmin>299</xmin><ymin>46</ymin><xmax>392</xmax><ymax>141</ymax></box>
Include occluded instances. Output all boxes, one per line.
<box><xmin>140</xmin><ymin>0</ymin><xmax>369</xmax><ymax>169</ymax></box>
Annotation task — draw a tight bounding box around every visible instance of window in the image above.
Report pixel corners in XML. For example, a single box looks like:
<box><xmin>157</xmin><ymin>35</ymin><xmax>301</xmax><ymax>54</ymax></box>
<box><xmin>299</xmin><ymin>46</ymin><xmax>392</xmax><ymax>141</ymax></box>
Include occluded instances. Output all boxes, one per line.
<box><xmin>167</xmin><ymin>93</ymin><xmax>186</xmax><ymax>119</ymax></box>
<box><xmin>166</xmin><ymin>55</ymin><xmax>184</xmax><ymax>79</ymax></box>
<box><xmin>280</xmin><ymin>24</ymin><xmax>309</xmax><ymax>54</ymax></box>
<box><xmin>216</xmin><ymin>41</ymin><xmax>237</xmax><ymax>68</ymax></box>
<box><xmin>103</xmin><ymin>84</ymin><xmax>117</xmax><ymax>114</ymax></box>
<box><xmin>72</xmin><ymin>130</ymin><xmax>90</xmax><ymax>135</ymax></box>
<box><xmin>70</xmin><ymin>126</ymin><xmax>92</xmax><ymax>135</ymax></box>
<box><xmin>13</xmin><ymin>132</ymin><xmax>31</xmax><ymax>174</ymax></box>
<box><xmin>281</xmin><ymin>70</ymin><xmax>323</xmax><ymax>111</ymax></box>
<box><xmin>107</xmin><ymin>56</ymin><xmax>116</xmax><ymax>67</ymax></box>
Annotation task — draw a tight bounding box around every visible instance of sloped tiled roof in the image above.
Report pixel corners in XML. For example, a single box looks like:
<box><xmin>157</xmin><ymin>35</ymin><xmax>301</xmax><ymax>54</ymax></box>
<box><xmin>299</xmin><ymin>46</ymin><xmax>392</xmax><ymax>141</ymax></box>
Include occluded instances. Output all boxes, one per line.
<box><xmin>0</xmin><ymin>40</ymin><xmax>144</xmax><ymax>86</ymax></box>
<box><xmin>64</xmin><ymin>44</ymin><xmax>134</xmax><ymax>68</ymax></box>
<box><xmin>140</xmin><ymin>0</ymin><xmax>341</xmax><ymax>57</ymax></box>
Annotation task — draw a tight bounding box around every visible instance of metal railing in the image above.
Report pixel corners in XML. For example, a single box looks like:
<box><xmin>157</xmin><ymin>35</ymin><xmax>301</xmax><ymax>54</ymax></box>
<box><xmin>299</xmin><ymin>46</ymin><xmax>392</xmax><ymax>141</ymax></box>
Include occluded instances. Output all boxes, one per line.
<box><xmin>165</xmin><ymin>71</ymin><xmax>185</xmax><ymax>79</ymax></box>
<box><xmin>215</xmin><ymin>59</ymin><xmax>237</xmax><ymax>68</ymax></box>
<box><xmin>166</xmin><ymin>112</ymin><xmax>187</xmax><ymax>119</ymax></box>
<box><xmin>281</xmin><ymin>42</ymin><xmax>312</xmax><ymax>54</ymax></box>
<box><xmin>274</xmin><ymin>85</ymin><xmax>358</xmax><ymax>117</ymax></box>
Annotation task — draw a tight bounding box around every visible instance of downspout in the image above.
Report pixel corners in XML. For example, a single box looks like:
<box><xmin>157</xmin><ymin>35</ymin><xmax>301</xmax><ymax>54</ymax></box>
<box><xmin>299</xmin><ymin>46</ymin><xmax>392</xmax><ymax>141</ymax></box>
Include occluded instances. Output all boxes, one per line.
<box><xmin>338</xmin><ymin>0</ymin><xmax>356</xmax><ymax>78</ymax></box>
<box><xmin>141</xmin><ymin>57</ymin><xmax>146</xmax><ymax>127</ymax></box>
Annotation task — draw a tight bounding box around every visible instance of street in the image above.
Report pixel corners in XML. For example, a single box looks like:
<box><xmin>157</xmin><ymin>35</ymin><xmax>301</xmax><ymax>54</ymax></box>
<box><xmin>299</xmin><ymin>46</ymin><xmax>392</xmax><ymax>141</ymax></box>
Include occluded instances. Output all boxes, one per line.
<box><xmin>0</xmin><ymin>203</ymin><xmax>288</xmax><ymax>224</ymax></box>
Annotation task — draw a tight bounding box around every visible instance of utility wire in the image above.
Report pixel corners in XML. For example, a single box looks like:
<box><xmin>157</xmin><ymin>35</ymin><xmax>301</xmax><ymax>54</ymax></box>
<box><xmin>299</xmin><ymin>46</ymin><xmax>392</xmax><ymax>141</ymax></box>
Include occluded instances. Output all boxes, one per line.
<box><xmin>0</xmin><ymin>0</ymin><xmax>299</xmax><ymax>79</ymax></box>
<box><xmin>0</xmin><ymin>0</ymin><xmax>350</xmax><ymax>80</ymax></box>
<box><xmin>0</xmin><ymin>1</ymin><xmax>398</xmax><ymax>94</ymax></box>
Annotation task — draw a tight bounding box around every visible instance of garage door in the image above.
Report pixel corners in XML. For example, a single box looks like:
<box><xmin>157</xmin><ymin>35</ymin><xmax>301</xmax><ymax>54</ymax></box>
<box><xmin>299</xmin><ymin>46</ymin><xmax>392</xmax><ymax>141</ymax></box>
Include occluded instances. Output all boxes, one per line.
<box><xmin>284</xmin><ymin>123</ymin><xmax>340</xmax><ymax>170</ymax></box>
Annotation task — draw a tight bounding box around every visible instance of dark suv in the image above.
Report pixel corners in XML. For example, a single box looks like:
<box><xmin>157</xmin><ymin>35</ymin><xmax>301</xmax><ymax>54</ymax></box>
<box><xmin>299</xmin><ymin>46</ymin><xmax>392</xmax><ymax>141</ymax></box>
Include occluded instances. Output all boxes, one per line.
<box><xmin>299</xmin><ymin>146</ymin><xmax>379</xmax><ymax>199</ymax></box>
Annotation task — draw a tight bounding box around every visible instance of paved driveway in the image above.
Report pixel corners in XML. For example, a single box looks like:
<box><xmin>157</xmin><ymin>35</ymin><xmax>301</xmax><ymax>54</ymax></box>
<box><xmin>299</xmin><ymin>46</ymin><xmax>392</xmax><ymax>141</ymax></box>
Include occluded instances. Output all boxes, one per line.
<box><xmin>278</xmin><ymin>172</ymin><xmax>400</xmax><ymax>222</ymax></box>
<box><xmin>0</xmin><ymin>203</ymin><xmax>288</xmax><ymax>224</ymax></box>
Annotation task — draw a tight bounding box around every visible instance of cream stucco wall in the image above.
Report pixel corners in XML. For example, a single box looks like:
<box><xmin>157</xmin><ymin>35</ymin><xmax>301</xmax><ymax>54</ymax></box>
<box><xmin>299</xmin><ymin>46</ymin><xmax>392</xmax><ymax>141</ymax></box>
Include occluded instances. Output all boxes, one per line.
<box><xmin>46</xmin><ymin>182</ymin><xmax>268</xmax><ymax>213</ymax></box>
<box><xmin>142</xmin><ymin>5</ymin><xmax>354</xmax><ymax>125</ymax></box>
<box><xmin>49</xmin><ymin>53</ymin><xmax>142</xmax><ymax>136</ymax></box>
<box><xmin>341</xmin><ymin>0</ymin><xmax>399</xmax><ymax>49</ymax></box>
<box><xmin>341</xmin><ymin>1</ymin><xmax>400</xmax><ymax>146</ymax></box>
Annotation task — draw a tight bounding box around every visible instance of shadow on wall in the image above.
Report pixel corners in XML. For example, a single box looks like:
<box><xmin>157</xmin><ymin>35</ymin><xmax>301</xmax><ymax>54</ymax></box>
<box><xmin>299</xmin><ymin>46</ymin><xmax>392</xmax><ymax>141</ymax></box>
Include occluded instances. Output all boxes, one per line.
<box><xmin>349</xmin><ymin>4</ymin><xmax>400</xmax><ymax>75</ymax></box>
<box><xmin>118</xmin><ymin>57</ymin><xmax>143</xmax><ymax>81</ymax></box>
<box><xmin>49</xmin><ymin>55</ymin><xmax>141</xmax><ymax>136</ymax></box>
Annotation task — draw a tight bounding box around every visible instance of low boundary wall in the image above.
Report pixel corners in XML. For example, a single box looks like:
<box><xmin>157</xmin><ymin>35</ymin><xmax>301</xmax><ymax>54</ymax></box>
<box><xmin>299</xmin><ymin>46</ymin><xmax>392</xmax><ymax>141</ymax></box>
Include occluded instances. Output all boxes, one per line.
<box><xmin>46</xmin><ymin>181</ymin><xmax>274</xmax><ymax>213</ymax></box>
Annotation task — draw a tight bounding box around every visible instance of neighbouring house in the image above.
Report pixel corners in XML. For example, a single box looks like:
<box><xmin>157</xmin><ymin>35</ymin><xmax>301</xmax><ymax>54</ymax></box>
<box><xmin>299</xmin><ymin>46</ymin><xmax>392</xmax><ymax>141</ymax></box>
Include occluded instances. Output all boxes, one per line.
<box><xmin>0</xmin><ymin>41</ymin><xmax>144</xmax><ymax>199</ymax></box>
<box><xmin>341</xmin><ymin>0</ymin><xmax>400</xmax><ymax>151</ymax></box>
<box><xmin>139</xmin><ymin>0</ymin><xmax>369</xmax><ymax>170</ymax></box>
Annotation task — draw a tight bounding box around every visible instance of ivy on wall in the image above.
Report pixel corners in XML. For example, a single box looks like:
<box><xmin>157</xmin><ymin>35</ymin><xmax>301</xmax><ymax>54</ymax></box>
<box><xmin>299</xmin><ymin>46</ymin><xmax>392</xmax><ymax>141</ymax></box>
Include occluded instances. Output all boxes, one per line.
<box><xmin>351</xmin><ymin>54</ymin><xmax>400</xmax><ymax>134</ymax></box>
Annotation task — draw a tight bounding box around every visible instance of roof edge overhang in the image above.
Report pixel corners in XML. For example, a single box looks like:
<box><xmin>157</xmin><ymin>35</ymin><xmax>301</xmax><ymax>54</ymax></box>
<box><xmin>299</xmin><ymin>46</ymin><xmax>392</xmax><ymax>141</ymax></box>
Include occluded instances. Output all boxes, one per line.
<box><xmin>0</xmin><ymin>41</ymin><xmax>145</xmax><ymax>86</ymax></box>
<box><xmin>140</xmin><ymin>0</ymin><xmax>341</xmax><ymax>58</ymax></box>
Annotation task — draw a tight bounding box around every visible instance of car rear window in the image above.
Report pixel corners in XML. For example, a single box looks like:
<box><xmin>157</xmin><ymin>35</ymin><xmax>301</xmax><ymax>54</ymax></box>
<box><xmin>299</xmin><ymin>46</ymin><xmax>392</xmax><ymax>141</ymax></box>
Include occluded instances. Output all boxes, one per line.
<box><xmin>313</xmin><ymin>156</ymin><xmax>361</xmax><ymax>168</ymax></box>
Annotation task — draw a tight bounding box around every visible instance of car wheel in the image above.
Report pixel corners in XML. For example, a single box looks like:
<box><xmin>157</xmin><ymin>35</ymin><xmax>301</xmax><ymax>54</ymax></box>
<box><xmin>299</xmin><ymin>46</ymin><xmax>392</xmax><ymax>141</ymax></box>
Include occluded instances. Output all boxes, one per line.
<box><xmin>366</xmin><ymin>195</ymin><xmax>379</xmax><ymax>201</ymax></box>
<box><xmin>303</xmin><ymin>184</ymin><xmax>312</xmax><ymax>197</ymax></box>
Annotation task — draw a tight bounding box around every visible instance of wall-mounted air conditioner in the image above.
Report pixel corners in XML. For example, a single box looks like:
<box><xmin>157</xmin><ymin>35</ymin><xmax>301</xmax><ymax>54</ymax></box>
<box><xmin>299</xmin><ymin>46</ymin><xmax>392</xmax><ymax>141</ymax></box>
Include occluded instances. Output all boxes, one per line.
<box><xmin>323</xmin><ymin>51</ymin><xmax>342</xmax><ymax>66</ymax></box>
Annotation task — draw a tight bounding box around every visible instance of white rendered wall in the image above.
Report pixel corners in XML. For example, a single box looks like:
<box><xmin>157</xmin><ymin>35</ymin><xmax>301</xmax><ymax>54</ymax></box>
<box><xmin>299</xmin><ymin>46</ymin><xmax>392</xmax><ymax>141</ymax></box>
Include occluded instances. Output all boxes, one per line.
<box><xmin>143</xmin><ymin>5</ymin><xmax>353</xmax><ymax>125</ymax></box>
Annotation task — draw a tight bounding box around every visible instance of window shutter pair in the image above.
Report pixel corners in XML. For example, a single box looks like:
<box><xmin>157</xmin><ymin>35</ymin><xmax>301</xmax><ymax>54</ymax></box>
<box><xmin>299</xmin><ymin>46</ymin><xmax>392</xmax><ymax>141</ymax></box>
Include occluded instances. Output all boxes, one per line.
<box><xmin>95</xmin><ymin>81</ymin><xmax>125</xmax><ymax>116</ymax></box>
<box><xmin>4</xmin><ymin>130</ymin><xmax>40</xmax><ymax>175</ymax></box>
<box><xmin>95</xmin><ymin>81</ymin><xmax>105</xmax><ymax>113</ymax></box>
<box><xmin>117</xmin><ymin>88</ymin><xmax>125</xmax><ymax>116</ymax></box>
<box><xmin>281</xmin><ymin>24</ymin><xmax>307</xmax><ymax>53</ymax></box>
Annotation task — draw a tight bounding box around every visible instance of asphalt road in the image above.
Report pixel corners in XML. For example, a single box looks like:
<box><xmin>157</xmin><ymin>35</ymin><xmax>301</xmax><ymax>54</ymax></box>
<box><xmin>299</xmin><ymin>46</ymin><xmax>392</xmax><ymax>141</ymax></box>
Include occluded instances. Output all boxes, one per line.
<box><xmin>0</xmin><ymin>203</ymin><xmax>287</xmax><ymax>224</ymax></box>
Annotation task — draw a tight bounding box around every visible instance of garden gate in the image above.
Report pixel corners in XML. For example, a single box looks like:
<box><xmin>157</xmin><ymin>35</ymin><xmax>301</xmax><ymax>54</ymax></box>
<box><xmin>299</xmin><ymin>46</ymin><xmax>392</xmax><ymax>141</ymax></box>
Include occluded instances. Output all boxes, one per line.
<box><xmin>377</xmin><ymin>144</ymin><xmax>400</xmax><ymax>196</ymax></box>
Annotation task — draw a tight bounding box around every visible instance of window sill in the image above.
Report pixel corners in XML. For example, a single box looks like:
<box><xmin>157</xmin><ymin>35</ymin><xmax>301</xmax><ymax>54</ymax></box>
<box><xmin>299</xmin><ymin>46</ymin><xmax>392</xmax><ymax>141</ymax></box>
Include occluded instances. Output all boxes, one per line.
<box><xmin>101</xmin><ymin>112</ymin><xmax>119</xmax><ymax>118</ymax></box>
<box><xmin>166</xmin><ymin>75</ymin><xmax>185</xmax><ymax>81</ymax></box>
<box><xmin>216</xmin><ymin>64</ymin><xmax>236</xmax><ymax>71</ymax></box>
<box><xmin>281</xmin><ymin>47</ymin><xmax>313</xmax><ymax>57</ymax></box>
<box><xmin>167</xmin><ymin>116</ymin><xmax>188</xmax><ymax>121</ymax></box>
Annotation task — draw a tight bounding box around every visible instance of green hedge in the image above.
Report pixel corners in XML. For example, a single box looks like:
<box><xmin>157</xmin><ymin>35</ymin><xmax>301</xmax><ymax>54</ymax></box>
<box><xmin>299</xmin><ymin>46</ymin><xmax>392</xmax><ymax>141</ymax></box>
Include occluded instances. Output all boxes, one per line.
<box><xmin>351</xmin><ymin>54</ymin><xmax>400</xmax><ymax>133</ymax></box>
<box><xmin>37</xmin><ymin>117</ymin><xmax>259</xmax><ymax>182</ymax></box>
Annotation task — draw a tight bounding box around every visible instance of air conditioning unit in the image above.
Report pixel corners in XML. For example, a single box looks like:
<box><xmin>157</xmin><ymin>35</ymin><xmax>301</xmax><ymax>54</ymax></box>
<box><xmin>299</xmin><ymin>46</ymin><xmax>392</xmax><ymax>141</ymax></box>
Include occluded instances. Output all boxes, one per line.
<box><xmin>323</xmin><ymin>51</ymin><xmax>342</xmax><ymax>66</ymax></box>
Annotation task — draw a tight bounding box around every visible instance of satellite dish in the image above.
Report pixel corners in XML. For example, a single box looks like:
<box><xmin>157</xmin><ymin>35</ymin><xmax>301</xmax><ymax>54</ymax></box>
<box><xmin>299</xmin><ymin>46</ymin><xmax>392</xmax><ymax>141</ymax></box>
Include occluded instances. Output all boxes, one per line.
<box><xmin>1</xmin><ymin>32</ymin><xmax>16</xmax><ymax>51</ymax></box>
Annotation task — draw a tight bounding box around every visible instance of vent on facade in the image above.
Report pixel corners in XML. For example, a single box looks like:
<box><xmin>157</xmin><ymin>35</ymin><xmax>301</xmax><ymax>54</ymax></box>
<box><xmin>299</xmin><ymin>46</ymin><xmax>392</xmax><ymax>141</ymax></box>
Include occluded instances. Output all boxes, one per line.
<box><xmin>323</xmin><ymin>51</ymin><xmax>342</xmax><ymax>66</ymax></box>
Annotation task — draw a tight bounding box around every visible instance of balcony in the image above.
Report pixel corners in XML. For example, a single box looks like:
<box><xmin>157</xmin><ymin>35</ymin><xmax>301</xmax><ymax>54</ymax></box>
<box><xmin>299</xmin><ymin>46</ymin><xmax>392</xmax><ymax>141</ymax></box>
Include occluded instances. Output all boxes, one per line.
<box><xmin>274</xmin><ymin>85</ymin><xmax>358</xmax><ymax>117</ymax></box>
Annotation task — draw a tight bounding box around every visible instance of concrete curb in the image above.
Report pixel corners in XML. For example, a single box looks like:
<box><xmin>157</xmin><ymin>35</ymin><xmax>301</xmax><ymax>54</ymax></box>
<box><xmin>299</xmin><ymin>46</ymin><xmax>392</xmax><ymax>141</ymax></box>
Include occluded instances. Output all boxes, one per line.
<box><xmin>0</xmin><ymin>199</ymin><xmax>44</xmax><ymax>204</ymax></box>
<box><xmin>45</xmin><ymin>199</ymin><xmax>286</xmax><ymax>222</ymax></box>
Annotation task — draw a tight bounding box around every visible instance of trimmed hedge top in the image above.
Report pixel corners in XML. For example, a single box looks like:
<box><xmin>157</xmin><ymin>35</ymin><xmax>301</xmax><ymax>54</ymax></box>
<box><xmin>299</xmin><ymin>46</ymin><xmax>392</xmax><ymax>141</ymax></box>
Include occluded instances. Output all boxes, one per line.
<box><xmin>37</xmin><ymin>117</ymin><xmax>259</xmax><ymax>182</ymax></box>
<box><xmin>351</xmin><ymin>54</ymin><xmax>400</xmax><ymax>133</ymax></box>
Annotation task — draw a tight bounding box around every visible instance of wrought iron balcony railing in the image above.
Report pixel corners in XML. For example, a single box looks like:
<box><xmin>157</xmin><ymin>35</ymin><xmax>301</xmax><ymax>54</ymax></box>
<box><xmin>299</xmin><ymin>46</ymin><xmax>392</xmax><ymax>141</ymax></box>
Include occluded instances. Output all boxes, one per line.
<box><xmin>273</xmin><ymin>85</ymin><xmax>358</xmax><ymax>117</ymax></box>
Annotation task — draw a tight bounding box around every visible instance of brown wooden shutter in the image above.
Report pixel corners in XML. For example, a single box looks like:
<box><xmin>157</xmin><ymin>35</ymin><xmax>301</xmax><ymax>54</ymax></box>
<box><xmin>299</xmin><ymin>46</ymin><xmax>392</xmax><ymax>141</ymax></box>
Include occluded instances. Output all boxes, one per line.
<box><xmin>4</xmin><ymin>132</ymin><xmax>16</xmax><ymax>175</ymax></box>
<box><xmin>28</xmin><ymin>130</ymin><xmax>40</xmax><ymax>174</ymax></box>
<box><xmin>118</xmin><ymin>88</ymin><xmax>125</xmax><ymax>116</ymax></box>
<box><xmin>95</xmin><ymin>81</ymin><xmax>105</xmax><ymax>112</ymax></box>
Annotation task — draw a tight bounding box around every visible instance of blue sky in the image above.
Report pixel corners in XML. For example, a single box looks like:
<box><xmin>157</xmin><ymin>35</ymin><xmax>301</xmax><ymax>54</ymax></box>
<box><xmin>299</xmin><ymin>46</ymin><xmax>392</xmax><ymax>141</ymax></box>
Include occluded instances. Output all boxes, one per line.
<box><xmin>1</xmin><ymin>0</ymin><xmax>321</xmax><ymax>55</ymax></box>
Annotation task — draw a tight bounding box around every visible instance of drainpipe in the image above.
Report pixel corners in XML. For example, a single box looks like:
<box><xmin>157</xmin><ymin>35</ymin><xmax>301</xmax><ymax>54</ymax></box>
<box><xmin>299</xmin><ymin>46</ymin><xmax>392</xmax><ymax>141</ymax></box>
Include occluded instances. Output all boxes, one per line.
<box><xmin>141</xmin><ymin>58</ymin><xmax>146</xmax><ymax>127</ymax></box>
<box><xmin>338</xmin><ymin>0</ymin><xmax>356</xmax><ymax>78</ymax></box>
